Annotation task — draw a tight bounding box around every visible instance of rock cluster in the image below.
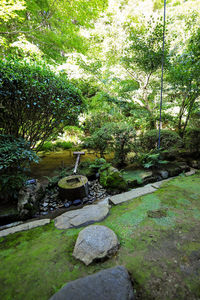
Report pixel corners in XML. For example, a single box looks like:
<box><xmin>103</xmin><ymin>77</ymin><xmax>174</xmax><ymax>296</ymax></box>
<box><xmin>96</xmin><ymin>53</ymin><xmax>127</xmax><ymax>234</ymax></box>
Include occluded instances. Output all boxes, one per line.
<box><xmin>38</xmin><ymin>180</ymin><xmax>108</xmax><ymax>216</ymax></box>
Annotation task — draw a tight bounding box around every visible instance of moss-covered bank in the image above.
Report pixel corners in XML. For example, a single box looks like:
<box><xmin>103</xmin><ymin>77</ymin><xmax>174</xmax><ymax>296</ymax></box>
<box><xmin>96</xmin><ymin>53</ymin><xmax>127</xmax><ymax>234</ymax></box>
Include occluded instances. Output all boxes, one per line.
<box><xmin>0</xmin><ymin>172</ymin><xmax>200</xmax><ymax>300</ymax></box>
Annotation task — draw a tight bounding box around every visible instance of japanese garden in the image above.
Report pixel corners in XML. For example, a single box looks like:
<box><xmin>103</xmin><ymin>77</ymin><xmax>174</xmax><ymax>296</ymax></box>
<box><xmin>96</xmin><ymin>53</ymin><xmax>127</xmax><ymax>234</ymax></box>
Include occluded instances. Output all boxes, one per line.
<box><xmin>0</xmin><ymin>0</ymin><xmax>200</xmax><ymax>299</ymax></box>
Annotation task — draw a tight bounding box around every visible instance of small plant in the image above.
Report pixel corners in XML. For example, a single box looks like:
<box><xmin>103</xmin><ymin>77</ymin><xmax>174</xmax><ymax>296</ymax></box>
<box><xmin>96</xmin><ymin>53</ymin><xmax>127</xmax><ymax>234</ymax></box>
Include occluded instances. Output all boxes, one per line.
<box><xmin>139</xmin><ymin>148</ymin><xmax>168</xmax><ymax>169</ymax></box>
<box><xmin>89</xmin><ymin>158</ymin><xmax>111</xmax><ymax>171</ymax></box>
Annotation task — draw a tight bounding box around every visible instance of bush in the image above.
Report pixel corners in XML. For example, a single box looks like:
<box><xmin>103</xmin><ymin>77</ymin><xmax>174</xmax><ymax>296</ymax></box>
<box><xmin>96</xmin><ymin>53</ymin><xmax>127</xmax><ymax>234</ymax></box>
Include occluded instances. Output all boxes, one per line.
<box><xmin>83</xmin><ymin>111</ymin><xmax>117</xmax><ymax>135</ymax></box>
<box><xmin>83</xmin><ymin>126</ymin><xmax>112</xmax><ymax>157</ymax></box>
<box><xmin>107</xmin><ymin>122</ymin><xmax>136</xmax><ymax>166</ymax></box>
<box><xmin>55</xmin><ymin>141</ymin><xmax>74</xmax><ymax>150</ymax></box>
<box><xmin>40</xmin><ymin>141</ymin><xmax>74</xmax><ymax>152</ymax></box>
<box><xmin>0</xmin><ymin>135</ymin><xmax>39</xmax><ymax>200</ymax></box>
<box><xmin>140</xmin><ymin>129</ymin><xmax>183</xmax><ymax>152</ymax></box>
<box><xmin>184</xmin><ymin>128</ymin><xmax>200</xmax><ymax>152</ymax></box>
<box><xmin>83</xmin><ymin>121</ymin><xmax>136</xmax><ymax>166</ymax></box>
<box><xmin>0</xmin><ymin>57</ymin><xmax>82</xmax><ymax>149</ymax></box>
<box><xmin>40</xmin><ymin>142</ymin><xmax>55</xmax><ymax>152</ymax></box>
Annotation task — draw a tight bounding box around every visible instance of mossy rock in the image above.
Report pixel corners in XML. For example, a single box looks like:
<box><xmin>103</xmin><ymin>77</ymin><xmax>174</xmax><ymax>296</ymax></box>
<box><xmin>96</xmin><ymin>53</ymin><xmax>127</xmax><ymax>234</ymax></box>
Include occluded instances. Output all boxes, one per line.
<box><xmin>100</xmin><ymin>166</ymin><xmax>128</xmax><ymax>194</ymax></box>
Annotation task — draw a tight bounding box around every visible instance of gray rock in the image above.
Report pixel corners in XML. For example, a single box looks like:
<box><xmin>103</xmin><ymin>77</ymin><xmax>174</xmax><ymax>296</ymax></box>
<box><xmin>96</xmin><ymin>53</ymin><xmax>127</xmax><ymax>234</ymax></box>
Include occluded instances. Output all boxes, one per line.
<box><xmin>49</xmin><ymin>266</ymin><xmax>134</xmax><ymax>300</ymax></box>
<box><xmin>73</xmin><ymin>225</ymin><xmax>119</xmax><ymax>265</ymax></box>
<box><xmin>54</xmin><ymin>203</ymin><xmax>110</xmax><ymax>229</ymax></box>
<box><xmin>18</xmin><ymin>180</ymin><xmax>42</xmax><ymax>218</ymax></box>
<box><xmin>158</xmin><ymin>170</ymin><xmax>169</xmax><ymax>179</ymax></box>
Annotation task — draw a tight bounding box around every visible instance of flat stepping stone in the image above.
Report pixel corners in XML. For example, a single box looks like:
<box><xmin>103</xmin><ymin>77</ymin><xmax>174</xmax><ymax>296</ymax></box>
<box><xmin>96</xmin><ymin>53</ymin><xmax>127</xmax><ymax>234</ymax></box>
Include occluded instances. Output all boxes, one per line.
<box><xmin>73</xmin><ymin>225</ymin><xmax>119</xmax><ymax>265</ymax></box>
<box><xmin>49</xmin><ymin>266</ymin><xmax>134</xmax><ymax>300</ymax></box>
<box><xmin>54</xmin><ymin>203</ymin><xmax>110</xmax><ymax>229</ymax></box>
<box><xmin>109</xmin><ymin>184</ymin><xmax>156</xmax><ymax>205</ymax></box>
<box><xmin>0</xmin><ymin>219</ymin><xmax>50</xmax><ymax>238</ymax></box>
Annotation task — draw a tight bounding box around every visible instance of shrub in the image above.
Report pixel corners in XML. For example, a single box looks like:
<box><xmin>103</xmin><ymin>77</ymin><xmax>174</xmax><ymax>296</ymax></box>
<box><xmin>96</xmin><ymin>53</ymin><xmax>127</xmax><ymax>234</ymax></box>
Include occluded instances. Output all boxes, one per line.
<box><xmin>184</xmin><ymin>128</ymin><xmax>200</xmax><ymax>152</ymax></box>
<box><xmin>55</xmin><ymin>141</ymin><xmax>74</xmax><ymax>150</ymax></box>
<box><xmin>107</xmin><ymin>122</ymin><xmax>136</xmax><ymax>166</ymax></box>
<box><xmin>140</xmin><ymin>129</ymin><xmax>183</xmax><ymax>152</ymax></box>
<box><xmin>0</xmin><ymin>57</ymin><xmax>82</xmax><ymax>149</ymax></box>
<box><xmin>83</xmin><ymin>126</ymin><xmax>112</xmax><ymax>157</ymax></box>
<box><xmin>83</xmin><ymin>122</ymin><xmax>136</xmax><ymax>165</ymax></box>
<box><xmin>40</xmin><ymin>142</ymin><xmax>55</xmax><ymax>152</ymax></box>
<box><xmin>0</xmin><ymin>135</ymin><xmax>39</xmax><ymax>200</ymax></box>
<box><xmin>83</xmin><ymin>111</ymin><xmax>117</xmax><ymax>135</ymax></box>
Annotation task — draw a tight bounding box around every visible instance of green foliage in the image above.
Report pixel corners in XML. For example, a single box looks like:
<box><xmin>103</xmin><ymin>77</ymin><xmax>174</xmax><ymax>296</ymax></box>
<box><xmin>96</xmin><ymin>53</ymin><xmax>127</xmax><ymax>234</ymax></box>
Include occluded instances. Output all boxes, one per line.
<box><xmin>0</xmin><ymin>134</ymin><xmax>39</xmax><ymax>200</ymax></box>
<box><xmin>184</xmin><ymin>128</ymin><xmax>200</xmax><ymax>152</ymax></box>
<box><xmin>83</xmin><ymin>110</ymin><xmax>120</xmax><ymax>135</ymax></box>
<box><xmin>40</xmin><ymin>141</ymin><xmax>74</xmax><ymax>152</ymax></box>
<box><xmin>153</xmin><ymin>0</ymin><xmax>163</xmax><ymax>11</ymax></box>
<box><xmin>139</xmin><ymin>148</ymin><xmax>168</xmax><ymax>169</ymax></box>
<box><xmin>55</xmin><ymin>141</ymin><xmax>74</xmax><ymax>150</ymax></box>
<box><xmin>84</xmin><ymin>121</ymin><xmax>135</xmax><ymax>166</ymax></box>
<box><xmin>140</xmin><ymin>129</ymin><xmax>183</xmax><ymax>152</ymax></box>
<box><xmin>124</xmin><ymin>18</ymin><xmax>170</xmax><ymax>74</ymax></box>
<box><xmin>46</xmin><ymin>168</ymin><xmax>72</xmax><ymax>189</ymax></box>
<box><xmin>107</xmin><ymin>122</ymin><xmax>136</xmax><ymax>166</ymax></box>
<box><xmin>0</xmin><ymin>0</ymin><xmax>108</xmax><ymax>61</ymax></box>
<box><xmin>72</xmin><ymin>79</ymin><xmax>100</xmax><ymax>100</ymax></box>
<box><xmin>117</xmin><ymin>79</ymin><xmax>139</xmax><ymax>96</ymax></box>
<box><xmin>167</xmin><ymin>27</ymin><xmax>200</xmax><ymax>135</ymax></box>
<box><xmin>0</xmin><ymin>57</ymin><xmax>82</xmax><ymax>149</ymax></box>
<box><xmin>100</xmin><ymin>165</ymin><xmax>128</xmax><ymax>193</ymax></box>
<box><xmin>89</xmin><ymin>158</ymin><xmax>111</xmax><ymax>171</ymax></box>
<box><xmin>40</xmin><ymin>142</ymin><xmax>55</xmax><ymax>152</ymax></box>
<box><xmin>83</xmin><ymin>126</ymin><xmax>112</xmax><ymax>157</ymax></box>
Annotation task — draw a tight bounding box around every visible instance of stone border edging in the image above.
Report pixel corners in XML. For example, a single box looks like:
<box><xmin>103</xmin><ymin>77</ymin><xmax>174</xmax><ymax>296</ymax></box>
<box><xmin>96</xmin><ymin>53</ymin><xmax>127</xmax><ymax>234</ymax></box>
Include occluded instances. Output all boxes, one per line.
<box><xmin>109</xmin><ymin>168</ymin><xmax>197</xmax><ymax>206</ymax></box>
<box><xmin>0</xmin><ymin>219</ymin><xmax>50</xmax><ymax>238</ymax></box>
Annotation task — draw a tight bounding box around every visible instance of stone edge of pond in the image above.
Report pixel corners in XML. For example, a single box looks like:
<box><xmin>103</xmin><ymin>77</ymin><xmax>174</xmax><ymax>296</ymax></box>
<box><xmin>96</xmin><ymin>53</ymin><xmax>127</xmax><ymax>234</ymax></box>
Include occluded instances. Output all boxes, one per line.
<box><xmin>0</xmin><ymin>169</ymin><xmax>197</xmax><ymax>238</ymax></box>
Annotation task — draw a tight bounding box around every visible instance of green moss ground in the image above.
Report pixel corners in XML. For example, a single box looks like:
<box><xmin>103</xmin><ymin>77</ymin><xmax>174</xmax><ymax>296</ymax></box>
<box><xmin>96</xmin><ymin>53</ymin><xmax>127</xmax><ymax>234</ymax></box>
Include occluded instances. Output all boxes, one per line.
<box><xmin>0</xmin><ymin>172</ymin><xmax>200</xmax><ymax>299</ymax></box>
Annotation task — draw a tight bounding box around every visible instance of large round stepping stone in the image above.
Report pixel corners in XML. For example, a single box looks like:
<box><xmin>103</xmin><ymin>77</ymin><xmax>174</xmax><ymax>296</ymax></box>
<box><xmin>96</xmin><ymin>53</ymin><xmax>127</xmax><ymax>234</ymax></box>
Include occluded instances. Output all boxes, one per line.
<box><xmin>73</xmin><ymin>225</ymin><xmax>119</xmax><ymax>265</ymax></box>
<box><xmin>54</xmin><ymin>203</ymin><xmax>109</xmax><ymax>229</ymax></box>
<box><xmin>49</xmin><ymin>266</ymin><xmax>134</xmax><ymax>300</ymax></box>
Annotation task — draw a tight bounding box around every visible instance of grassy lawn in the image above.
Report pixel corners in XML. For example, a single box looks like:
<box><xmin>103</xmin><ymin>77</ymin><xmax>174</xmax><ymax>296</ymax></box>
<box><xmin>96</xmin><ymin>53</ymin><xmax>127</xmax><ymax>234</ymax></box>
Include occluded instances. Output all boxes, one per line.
<box><xmin>0</xmin><ymin>172</ymin><xmax>200</xmax><ymax>300</ymax></box>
